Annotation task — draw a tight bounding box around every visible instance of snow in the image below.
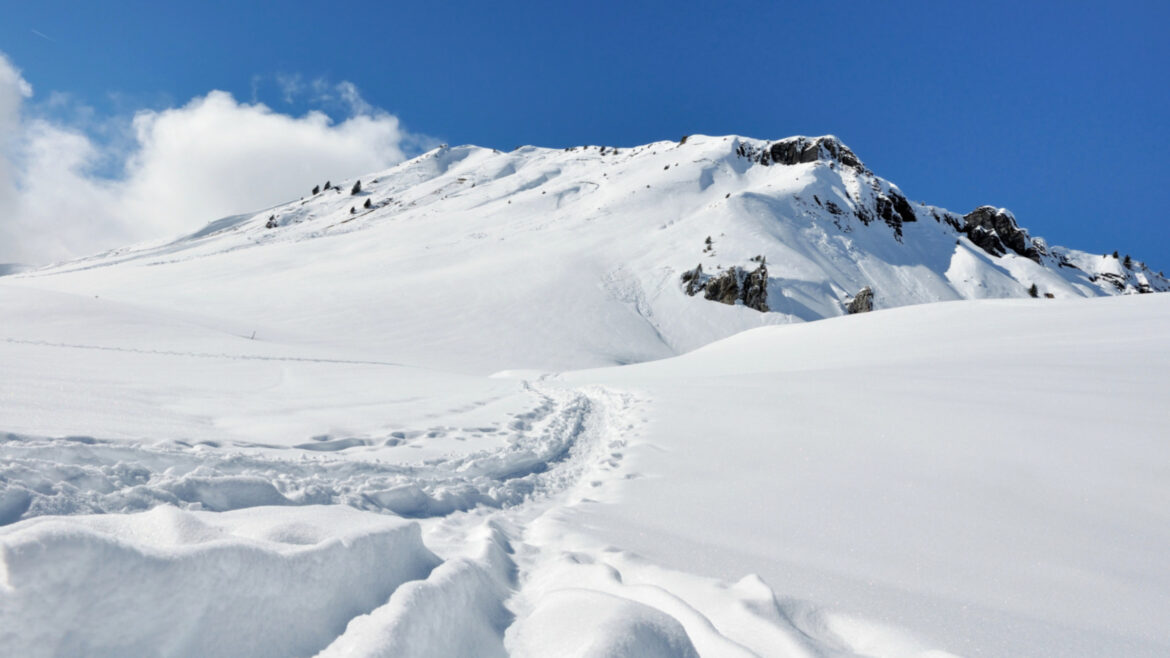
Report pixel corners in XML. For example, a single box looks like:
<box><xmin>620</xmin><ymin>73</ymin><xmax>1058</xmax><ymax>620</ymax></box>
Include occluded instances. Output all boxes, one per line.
<box><xmin>2</xmin><ymin>134</ymin><xmax>1168</xmax><ymax>656</ymax></box>
<box><xmin>551</xmin><ymin>295</ymin><xmax>1170</xmax><ymax>656</ymax></box>
<box><xmin>0</xmin><ymin>505</ymin><xmax>439</xmax><ymax>656</ymax></box>
<box><xmin>509</xmin><ymin>590</ymin><xmax>700</xmax><ymax>658</ymax></box>
<box><xmin>12</xmin><ymin>135</ymin><xmax>1164</xmax><ymax>373</ymax></box>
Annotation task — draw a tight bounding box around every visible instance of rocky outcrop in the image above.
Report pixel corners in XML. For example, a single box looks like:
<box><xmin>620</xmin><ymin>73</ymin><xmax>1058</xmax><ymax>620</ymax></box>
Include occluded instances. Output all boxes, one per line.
<box><xmin>769</xmin><ymin>136</ymin><xmax>865</xmax><ymax>171</ymax></box>
<box><xmin>740</xmin><ymin>261</ymin><xmax>769</xmax><ymax>312</ymax></box>
<box><xmin>680</xmin><ymin>264</ymin><xmax>705</xmax><ymax>296</ymax></box>
<box><xmin>874</xmin><ymin>190</ymin><xmax>917</xmax><ymax>237</ymax></box>
<box><xmin>682</xmin><ymin>261</ymin><xmax>769</xmax><ymax>312</ymax></box>
<box><xmin>704</xmin><ymin>269</ymin><xmax>741</xmax><ymax>305</ymax></box>
<box><xmin>846</xmin><ymin>287</ymin><xmax>874</xmax><ymax>314</ymax></box>
<box><xmin>736</xmin><ymin>136</ymin><xmax>867</xmax><ymax>173</ymax></box>
<box><xmin>961</xmin><ymin>206</ymin><xmax>1041</xmax><ymax>263</ymax></box>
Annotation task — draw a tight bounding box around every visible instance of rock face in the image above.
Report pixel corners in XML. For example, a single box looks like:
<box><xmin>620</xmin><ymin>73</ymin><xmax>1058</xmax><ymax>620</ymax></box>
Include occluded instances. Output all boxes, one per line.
<box><xmin>704</xmin><ymin>269</ymin><xmax>741</xmax><ymax>305</ymax></box>
<box><xmin>962</xmin><ymin>206</ymin><xmax>1041</xmax><ymax>263</ymax></box>
<box><xmin>680</xmin><ymin>264</ymin><xmax>705</xmax><ymax>297</ymax></box>
<box><xmin>873</xmin><ymin>190</ymin><xmax>917</xmax><ymax>237</ymax></box>
<box><xmin>736</xmin><ymin>135</ymin><xmax>867</xmax><ymax>173</ymax></box>
<box><xmin>769</xmin><ymin>136</ymin><xmax>865</xmax><ymax>171</ymax></box>
<box><xmin>681</xmin><ymin>261</ymin><xmax>769</xmax><ymax>312</ymax></box>
<box><xmin>740</xmin><ymin>262</ymin><xmax>769</xmax><ymax>312</ymax></box>
<box><xmin>846</xmin><ymin>287</ymin><xmax>874</xmax><ymax>314</ymax></box>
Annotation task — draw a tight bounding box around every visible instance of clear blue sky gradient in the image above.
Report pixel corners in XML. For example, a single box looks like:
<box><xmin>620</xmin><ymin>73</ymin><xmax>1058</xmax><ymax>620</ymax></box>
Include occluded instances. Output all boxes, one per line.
<box><xmin>4</xmin><ymin>1</ymin><xmax>1168</xmax><ymax>265</ymax></box>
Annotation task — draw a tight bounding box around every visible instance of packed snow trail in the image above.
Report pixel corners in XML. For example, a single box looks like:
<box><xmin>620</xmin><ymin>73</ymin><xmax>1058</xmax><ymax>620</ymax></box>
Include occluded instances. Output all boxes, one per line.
<box><xmin>0</xmin><ymin>380</ymin><xmax>595</xmax><ymax>522</ymax></box>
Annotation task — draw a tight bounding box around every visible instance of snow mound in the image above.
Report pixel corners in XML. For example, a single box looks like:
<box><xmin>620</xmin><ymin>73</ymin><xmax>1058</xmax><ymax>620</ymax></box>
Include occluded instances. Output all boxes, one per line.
<box><xmin>508</xmin><ymin>590</ymin><xmax>699</xmax><ymax>658</ymax></box>
<box><xmin>319</xmin><ymin>524</ymin><xmax>516</xmax><ymax>658</ymax></box>
<box><xmin>0</xmin><ymin>505</ymin><xmax>440</xmax><ymax>657</ymax></box>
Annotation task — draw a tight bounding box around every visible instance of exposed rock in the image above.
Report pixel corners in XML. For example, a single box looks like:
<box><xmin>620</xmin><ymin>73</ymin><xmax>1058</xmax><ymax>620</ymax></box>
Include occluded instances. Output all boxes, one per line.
<box><xmin>890</xmin><ymin>190</ymin><xmax>916</xmax><ymax>223</ymax></box>
<box><xmin>740</xmin><ymin>261</ymin><xmax>769</xmax><ymax>312</ymax></box>
<box><xmin>965</xmin><ymin>224</ymin><xmax>1007</xmax><ymax>257</ymax></box>
<box><xmin>846</xmin><ymin>287</ymin><xmax>874</xmax><ymax>314</ymax></box>
<box><xmin>940</xmin><ymin>212</ymin><xmax>963</xmax><ymax>232</ymax></box>
<box><xmin>683</xmin><ymin>262</ymin><xmax>769</xmax><ymax>312</ymax></box>
<box><xmin>1099</xmin><ymin>272</ymin><xmax>1126</xmax><ymax>292</ymax></box>
<box><xmin>769</xmin><ymin>136</ymin><xmax>866</xmax><ymax>171</ymax></box>
<box><xmin>735</xmin><ymin>135</ymin><xmax>867</xmax><ymax>173</ymax></box>
<box><xmin>962</xmin><ymin>206</ymin><xmax>1041</xmax><ymax>263</ymax></box>
<box><xmin>874</xmin><ymin>190</ymin><xmax>916</xmax><ymax>238</ymax></box>
<box><xmin>680</xmin><ymin>264</ymin><xmax>705</xmax><ymax>297</ymax></box>
<box><xmin>704</xmin><ymin>269</ymin><xmax>740</xmax><ymax>305</ymax></box>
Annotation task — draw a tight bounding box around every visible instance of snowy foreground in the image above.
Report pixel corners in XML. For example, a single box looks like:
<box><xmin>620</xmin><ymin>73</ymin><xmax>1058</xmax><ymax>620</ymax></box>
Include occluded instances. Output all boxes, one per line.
<box><xmin>3</xmin><ymin>135</ymin><xmax>1169</xmax><ymax>656</ymax></box>
<box><xmin>3</xmin><ymin>286</ymin><xmax>1168</xmax><ymax>657</ymax></box>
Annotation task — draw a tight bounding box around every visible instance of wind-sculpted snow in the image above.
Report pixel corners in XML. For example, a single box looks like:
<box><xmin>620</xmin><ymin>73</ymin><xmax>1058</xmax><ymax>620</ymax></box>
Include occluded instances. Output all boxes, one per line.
<box><xmin>509</xmin><ymin>590</ymin><xmax>701</xmax><ymax>658</ymax></box>
<box><xmin>319</xmin><ymin>524</ymin><xmax>517</xmax><ymax>657</ymax></box>
<box><xmin>0</xmin><ymin>506</ymin><xmax>441</xmax><ymax>657</ymax></box>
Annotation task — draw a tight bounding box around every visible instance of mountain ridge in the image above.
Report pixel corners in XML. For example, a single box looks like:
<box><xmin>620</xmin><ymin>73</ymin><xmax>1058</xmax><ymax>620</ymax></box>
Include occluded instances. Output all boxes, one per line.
<box><xmin>10</xmin><ymin>133</ymin><xmax>1167</xmax><ymax>372</ymax></box>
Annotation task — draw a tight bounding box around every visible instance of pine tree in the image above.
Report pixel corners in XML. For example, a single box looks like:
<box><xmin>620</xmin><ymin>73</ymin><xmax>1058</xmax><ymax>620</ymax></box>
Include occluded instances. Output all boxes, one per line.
<box><xmin>351</xmin><ymin>180</ymin><xmax>362</xmax><ymax>195</ymax></box>
<box><xmin>364</xmin><ymin>198</ymin><xmax>372</xmax><ymax>209</ymax></box>
<box><xmin>312</xmin><ymin>185</ymin><xmax>320</xmax><ymax>195</ymax></box>
<box><xmin>1028</xmin><ymin>283</ymin><xmax>1038</xmax><ymax>298</ymax></box>
<box><xmin>1124</xmin><ymin>254</ymin><xmax>1133</xmax><ymax>269</ymax></box>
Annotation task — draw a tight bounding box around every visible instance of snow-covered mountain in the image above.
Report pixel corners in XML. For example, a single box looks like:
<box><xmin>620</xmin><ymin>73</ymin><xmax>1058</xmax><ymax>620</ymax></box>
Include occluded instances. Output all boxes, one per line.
<box><xmin>19</xmin><ymin>134</ymin><xmax>1166</xmax><ymax>372</ymax></box>
<box><xmin>3</xmin><ymin>135</ymin><xmax>1169</xmax><ymax>658</ymax></box>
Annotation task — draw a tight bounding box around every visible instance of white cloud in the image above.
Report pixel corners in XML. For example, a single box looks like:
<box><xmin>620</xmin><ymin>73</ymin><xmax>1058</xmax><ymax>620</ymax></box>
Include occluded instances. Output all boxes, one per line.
<box><xmin>0</xmin><ymin>52</ymin><xmax>425</xmax><ymax>265</ymax></box>
<box><xmin>274</xmin><ymin>73</ymin><xmax>304</xmax><ymax>104</ymax></box>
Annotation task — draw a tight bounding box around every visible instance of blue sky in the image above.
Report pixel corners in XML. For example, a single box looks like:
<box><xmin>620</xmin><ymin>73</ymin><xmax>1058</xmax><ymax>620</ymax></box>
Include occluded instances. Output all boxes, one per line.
<box><xmin>2</xmin><ymin>1</ymin><xmax>1168</xmax><ymax>266</ymax></box>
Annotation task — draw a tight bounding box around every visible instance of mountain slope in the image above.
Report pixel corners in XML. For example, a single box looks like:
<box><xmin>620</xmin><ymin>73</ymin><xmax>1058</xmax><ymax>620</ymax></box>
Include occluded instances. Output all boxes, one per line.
<box><xmin>2</xmin><ymin>135</ymin><xmax>1169</xmax><ymax>657</ymax></box>
<box><xmin>11</xmin><ymin>134</ymin><xmax>1166</xmax><ymax>373</ymax></box>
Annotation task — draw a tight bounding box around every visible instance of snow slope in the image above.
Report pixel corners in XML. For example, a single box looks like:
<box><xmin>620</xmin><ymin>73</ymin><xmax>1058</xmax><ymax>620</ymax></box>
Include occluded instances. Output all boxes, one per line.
<box><xmin>10</xmin><ymin>134</ymin><xmax>1166</xmax><ymax>372</ymax></box>
<box><xmin>552</xmin><ymin>295</ymin><xmax>1170</xmax><ymax>657</ymax></box>
<box><xmin>4</xmin><ymin>294</ymin><xmax>1167</xmax><ymax>656</ymax></box>
<box><xmin>2</xmin><ymin>134</ymin><xmax>1169</xmax><ymax>657</ymax></box>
